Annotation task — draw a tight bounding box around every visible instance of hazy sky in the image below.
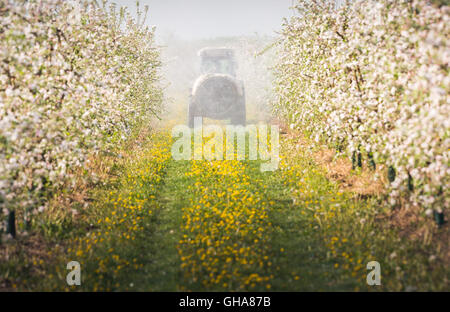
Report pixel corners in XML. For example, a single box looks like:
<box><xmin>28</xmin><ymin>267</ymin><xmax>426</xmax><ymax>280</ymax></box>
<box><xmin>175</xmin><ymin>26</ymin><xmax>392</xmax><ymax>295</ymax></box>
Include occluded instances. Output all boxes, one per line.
<box><xmin>111</xmin><ymin>0</ymin><xmax>295</xmax><ymax>40</ymax></box>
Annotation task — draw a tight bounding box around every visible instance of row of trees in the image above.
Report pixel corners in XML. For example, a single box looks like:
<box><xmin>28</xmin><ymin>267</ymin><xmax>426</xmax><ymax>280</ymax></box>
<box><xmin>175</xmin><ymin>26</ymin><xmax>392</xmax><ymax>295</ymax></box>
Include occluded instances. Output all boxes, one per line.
<box><xmin>273</xmin><ymin>0</ymin><xmax>449</xmax><ymax>217</ymax></box>
<box><xmin>0</xmin><ymin>0</ymin><xmax>163</xmax><ymax>236</ymax></box>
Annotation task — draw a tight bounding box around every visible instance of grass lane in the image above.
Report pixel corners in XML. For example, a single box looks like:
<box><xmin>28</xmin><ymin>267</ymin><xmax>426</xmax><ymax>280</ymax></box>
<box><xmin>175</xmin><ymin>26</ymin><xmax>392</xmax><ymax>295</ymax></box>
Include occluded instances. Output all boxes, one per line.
<box><xmin>7</xmin><ymin>128</ymin><xmax>446</xmax><ymax>291</ymax></box>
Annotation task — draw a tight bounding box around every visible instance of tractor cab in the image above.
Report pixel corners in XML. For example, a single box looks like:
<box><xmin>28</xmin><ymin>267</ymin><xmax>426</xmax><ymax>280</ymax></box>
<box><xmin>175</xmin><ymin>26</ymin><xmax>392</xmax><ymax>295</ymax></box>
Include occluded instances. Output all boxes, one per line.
<box><xmin>199</xmin><ymin>48</ymin><xmax>236</xmax><ymax>77</ymax></box>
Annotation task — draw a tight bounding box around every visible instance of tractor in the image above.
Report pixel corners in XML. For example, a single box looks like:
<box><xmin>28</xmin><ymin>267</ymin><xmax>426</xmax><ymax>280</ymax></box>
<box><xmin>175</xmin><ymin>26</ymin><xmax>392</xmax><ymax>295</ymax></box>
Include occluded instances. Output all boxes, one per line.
<box><xmin>188</xmin><ymin>47</ymin><xmax>246</xmax><ymax>127</ymax></box>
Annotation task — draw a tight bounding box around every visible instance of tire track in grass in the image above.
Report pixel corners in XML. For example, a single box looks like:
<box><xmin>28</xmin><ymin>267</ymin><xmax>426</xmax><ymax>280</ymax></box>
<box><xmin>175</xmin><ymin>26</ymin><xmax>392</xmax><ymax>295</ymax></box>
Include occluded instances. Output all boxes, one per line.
<box><xmin>143</xmin><ymin>158</ymin><xmax>192</xmax><ymax>290</ymax></box>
